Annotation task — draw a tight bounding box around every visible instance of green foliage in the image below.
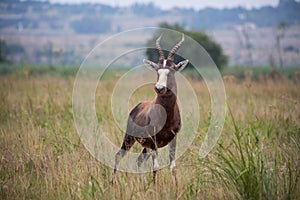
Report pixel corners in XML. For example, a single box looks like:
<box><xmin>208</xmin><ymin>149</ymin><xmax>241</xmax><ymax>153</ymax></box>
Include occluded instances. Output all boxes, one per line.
<box><xmin>203</xmin><ymin>105</ymin><xmax>300</xmax><ymax>199</ymax></box>
<box><xmin>0</xmin><ymin>63</ymin><xmax>79</xmax><ymax>77</ymax></box>
<box><xmin>3</xmin><ymin>0</ymin><xmax>300</xmax><ymax>32</ymax></box>
<box><xmin>222</xmin><ymin>66</ymin><xmax>300</xmax><ymax>82</ymax></box>
<box><xmin>0</xmin><ymin>39</ymin><xmax>9</xmax><ymax>62</ymax></box>
<box><xmin>145</xmin><ymin>23</ymin><xmax>228</xmax><ymax>70</ymax></box>
<box><xmin>0</xmin><ymin>39</ymin><xmax>25</xmax><ymax>63</ymax></box>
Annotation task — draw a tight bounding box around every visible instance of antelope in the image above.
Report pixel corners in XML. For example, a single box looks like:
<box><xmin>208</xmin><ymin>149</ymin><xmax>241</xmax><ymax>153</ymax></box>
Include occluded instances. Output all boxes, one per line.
<box><xmin>113</xmin><ymin>34</ymin><xmax>189</xmax><ymax>184</ymax></box>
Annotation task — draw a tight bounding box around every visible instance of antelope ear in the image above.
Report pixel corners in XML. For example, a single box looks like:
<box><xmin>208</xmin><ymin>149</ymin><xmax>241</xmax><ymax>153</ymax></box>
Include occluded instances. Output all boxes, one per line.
<box><xmin>143</xmin><ymin>59</ymin><xmax>158</xmax><ymax>70</ymax></box>
<box><xmin>174</xmin><ymin>60</ymin><xmax>189</xmax><ymax>71</ymax></box>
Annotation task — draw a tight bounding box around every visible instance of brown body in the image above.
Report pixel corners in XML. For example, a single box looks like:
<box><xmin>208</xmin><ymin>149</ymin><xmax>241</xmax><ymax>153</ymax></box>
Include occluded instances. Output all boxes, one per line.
<box><xmin>112</xmin><ymin>34</ymin><xmax>189</xmax><ymax>184</ymax></box>
<box><xmin>130</xmin><ymin>93</ymin><xmax>180</xmax><ymax>149</ymax></box>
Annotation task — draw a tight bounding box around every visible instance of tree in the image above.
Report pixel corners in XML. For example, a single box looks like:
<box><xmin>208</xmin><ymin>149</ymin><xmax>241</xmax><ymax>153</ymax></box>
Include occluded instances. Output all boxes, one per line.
<box><xmin>0</xmin><ymin>39</ymin><xmax>8</xmax><ymax>62</ymax></box>
<box><xmin>276</xmin><ymin>21</ymin><xmax>287</xmax><ymax>68</ymax></box>
<box><xmin>145</xmin><ymin>23</ymin><xmax>228</xmax><ymax>70</ymax></box>
<box><xmin>235</xmin><ymin>23</ymin><xmax>255</xmax><ymax>66</ymax></box>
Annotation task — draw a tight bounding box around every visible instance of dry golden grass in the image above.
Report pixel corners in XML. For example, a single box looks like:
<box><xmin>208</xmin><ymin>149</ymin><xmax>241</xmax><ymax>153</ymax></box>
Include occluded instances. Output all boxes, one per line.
<box><xmin>0</xmin><ymin>74</ymin><xmax>299</xmax><ymax>199</ymax></box>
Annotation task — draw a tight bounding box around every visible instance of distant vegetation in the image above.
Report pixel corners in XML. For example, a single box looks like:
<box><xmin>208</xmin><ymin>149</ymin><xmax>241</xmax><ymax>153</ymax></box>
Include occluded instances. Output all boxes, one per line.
<box><xmin>146</xmin><ymin>23</ymin><xmax>228</xmax><ymax>70</ymax></box>
<box><xmin>1</xmin><ymin>0</ymin><xmax>300</xmax><ymax>33</ymax></box>
<box><xmin>0</xmin><ymin>39</ymin><xmax>24</xmax><ymax>63</ymax></box>
<box><xmin>1</xmin><ymin>0</ymin><xmax>300</xmax><ymax>67</ymax></box>
<box><xmin>186</xmin><ymin>0</ymin><xmax>300</xmax><ymax>29</ymax></box>
<box><xmin>0</xmin><ymin>40</ymin><xmax>9</xmax><ymax>62</ymax></box>
<box><xmin>1</xmin><ymin>63</ymin><xmax>299</xmax><ymax>84</ymax></box>
<box><xmin>70</xmin><ymin>17</ymin><xmax>111</xmax><ymax>34</ymax></box>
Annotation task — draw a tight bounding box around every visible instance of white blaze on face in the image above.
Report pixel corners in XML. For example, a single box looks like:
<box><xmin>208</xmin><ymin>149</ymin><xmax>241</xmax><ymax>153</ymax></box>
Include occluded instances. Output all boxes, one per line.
<box><xmin>156</xmin><ymin>69</ymin><xmax>170</xmax><ymax>90</ymax></box>
<box><xmin>163</xmin><ymin>59</ymin><xmax>167</xmax><ymax>68</ymax></box>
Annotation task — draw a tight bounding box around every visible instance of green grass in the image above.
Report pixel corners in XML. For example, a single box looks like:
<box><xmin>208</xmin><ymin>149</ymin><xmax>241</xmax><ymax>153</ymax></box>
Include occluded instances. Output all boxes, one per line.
<box><xmin>1</xmin><ymin>62</ymin><xmax>299</xmax><ymax>81</ymax></box>
<box><xmin>221</xmin><ymin>66</ymin><xmax>300</xmax><ymax>82</ymax></box>
<box><xmin>204</xmin><ymin>105</ymin><xmax>300</xmax><ymax>199</ymax></box>
<box><xmin>0</xmin><ymin>65</ymin><xmax>299</xmax><ymax>199</ymax></box>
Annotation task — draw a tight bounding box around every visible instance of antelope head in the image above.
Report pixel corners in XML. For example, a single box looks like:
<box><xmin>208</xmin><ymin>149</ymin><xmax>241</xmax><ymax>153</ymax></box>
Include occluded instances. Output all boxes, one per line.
<box><xmin>143</xmin><ymin>34</ymin><xmax>189</xmax><ymax>95</ymax></box>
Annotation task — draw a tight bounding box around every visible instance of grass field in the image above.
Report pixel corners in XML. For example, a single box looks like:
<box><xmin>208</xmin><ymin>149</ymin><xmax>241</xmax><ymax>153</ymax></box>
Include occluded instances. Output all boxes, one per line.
<box><xmin>0</xmin><ymin>66</ymin><xmax>300</xmax><ymax>199</ymax></box>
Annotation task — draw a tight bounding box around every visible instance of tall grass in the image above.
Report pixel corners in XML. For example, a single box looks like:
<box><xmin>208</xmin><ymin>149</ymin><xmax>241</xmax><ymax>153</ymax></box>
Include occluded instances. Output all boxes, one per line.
<box><xmin>204</xmin><ymin>105</ymin><xmax>300</xmax><ymax>199</ymax></box>
<box><xmin>0</xmin><ymin>68</ymin><xmax>299</xmax><ymax>199</ymax></box>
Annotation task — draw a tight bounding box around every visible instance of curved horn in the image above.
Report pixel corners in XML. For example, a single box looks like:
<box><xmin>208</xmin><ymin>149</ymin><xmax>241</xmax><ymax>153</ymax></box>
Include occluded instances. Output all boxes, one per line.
<box><xmin>167</xmin><ymin>33</ymin><xmax>184</xmax><ymax>61</ymax></box>
<box><xmin>156</xmin><ymin>34</ymin><xmax>164</xmax><ymax>61</ymax></box>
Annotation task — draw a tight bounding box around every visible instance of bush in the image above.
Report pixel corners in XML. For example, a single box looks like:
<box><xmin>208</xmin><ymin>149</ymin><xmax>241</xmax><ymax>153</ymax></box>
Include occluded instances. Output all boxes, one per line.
<box><xmin>145</xmin><ymin>23</ymin><xmax>228</xmax><ymax>70</ymax></box>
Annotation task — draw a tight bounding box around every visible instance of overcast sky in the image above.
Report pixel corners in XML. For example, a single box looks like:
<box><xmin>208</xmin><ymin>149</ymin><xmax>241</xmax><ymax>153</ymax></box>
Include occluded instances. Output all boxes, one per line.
<box><xmin>45</xmin><ymin>0</ymin><xmax>280</xmax><ymax>10</ymax></box>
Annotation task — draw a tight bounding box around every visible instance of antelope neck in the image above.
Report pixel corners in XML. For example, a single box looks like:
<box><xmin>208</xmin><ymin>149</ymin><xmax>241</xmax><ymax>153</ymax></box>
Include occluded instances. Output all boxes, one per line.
<box><xmin>155</xmin><ymin>90</ymin><xmax>177</xmax><ymax>113</ymax></box>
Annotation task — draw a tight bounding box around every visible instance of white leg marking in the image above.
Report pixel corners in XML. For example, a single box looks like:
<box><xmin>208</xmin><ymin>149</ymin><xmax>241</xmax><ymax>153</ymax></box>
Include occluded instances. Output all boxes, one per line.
<box><xmin>153</xmin><ymin>158</ymin><xmax>160</xmax><ymax>170</ymax></box>
<box><xmin>170</xmin><ymin>160</ymin><xmax>176</xmax><ymax>171</ymax></box>
<box><xmin>115</xmin><ymin>163</ymin><xmax>120</xmax><ymax>171</ymax></box>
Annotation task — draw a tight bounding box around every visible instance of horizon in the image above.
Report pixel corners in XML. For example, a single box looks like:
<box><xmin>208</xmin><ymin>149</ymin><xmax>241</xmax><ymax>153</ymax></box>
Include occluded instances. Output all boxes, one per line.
<box><xmin>32</xmin><ymin>0</ymin><xmax>280</xmax><ymax>10</ymax></box>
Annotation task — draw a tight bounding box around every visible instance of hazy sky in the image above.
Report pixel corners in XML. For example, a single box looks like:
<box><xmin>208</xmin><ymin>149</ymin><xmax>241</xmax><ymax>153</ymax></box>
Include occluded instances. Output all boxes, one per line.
<box><xmin>46</xmin><ymin>0</ymin><xmax>280</xmax><ymax>10</ymax></box>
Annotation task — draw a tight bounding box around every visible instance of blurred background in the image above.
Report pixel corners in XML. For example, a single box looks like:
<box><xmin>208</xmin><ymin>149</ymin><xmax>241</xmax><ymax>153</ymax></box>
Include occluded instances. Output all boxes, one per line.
<box><xmin>0</xmin><ymin>0</ymin><xmax>299</xmax><ymax>70</ymax></box>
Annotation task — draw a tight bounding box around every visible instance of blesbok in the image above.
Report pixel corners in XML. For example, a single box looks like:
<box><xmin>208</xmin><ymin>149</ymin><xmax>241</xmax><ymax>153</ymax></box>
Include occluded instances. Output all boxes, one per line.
<box><xmin>113</xmin><ymin>34</ymin><xmax>189</xmax><ymax>183</ymax></box>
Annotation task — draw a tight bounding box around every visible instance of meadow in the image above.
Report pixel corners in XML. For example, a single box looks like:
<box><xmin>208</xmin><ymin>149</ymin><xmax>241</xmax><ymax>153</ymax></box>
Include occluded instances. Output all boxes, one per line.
<box><xmin>0</xmin><ymin>65</ymin><xmax>300</xmax><ymax>199</ymax></box>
